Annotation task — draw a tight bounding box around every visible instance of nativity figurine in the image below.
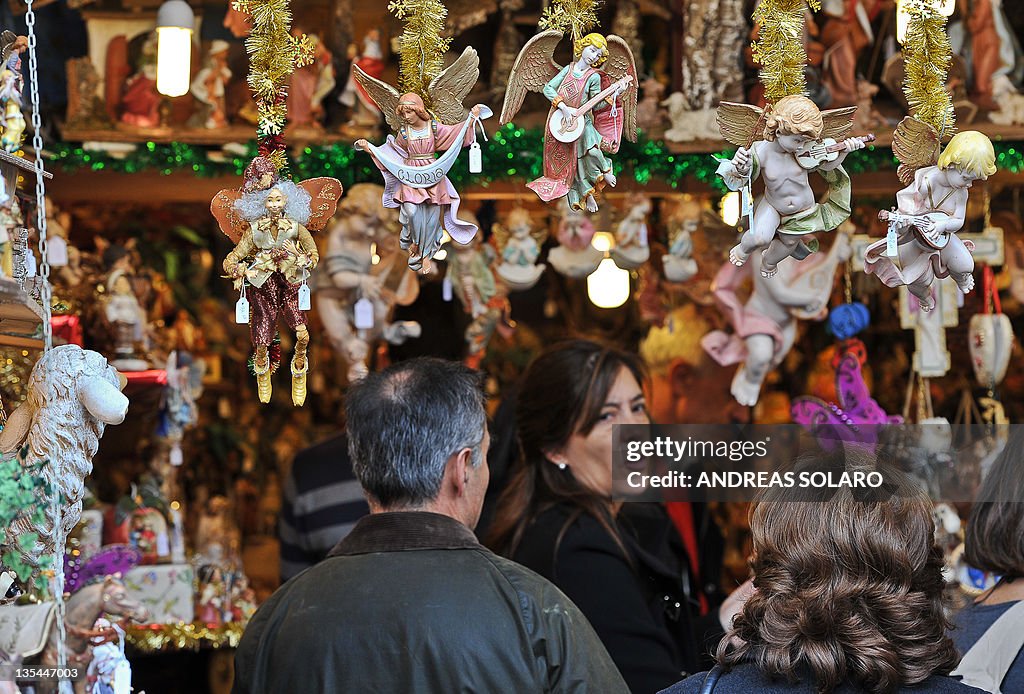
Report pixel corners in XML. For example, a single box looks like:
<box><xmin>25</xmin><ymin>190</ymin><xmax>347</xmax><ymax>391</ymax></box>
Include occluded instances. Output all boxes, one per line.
<box><xmin>190</xmin><ymin>40</ymin><xmax>231</xmax><ymax>129</ymax></box>
<box><xmin>353</xmin><ymin>47</ymin><xmax>490</xmax><ymax>274</ymax></box>
<box><xmin>501</xmin><ymin>31</ymin><xmax>637</xmax><ymax>213</ymax></box>
<box><xmin>716</xmin><ymin>94</ymin><xmax>872</xmax><ymax>278</ymax></box>
<box><xmin>339</xmin><ymin>29</ymin><xmax>385</xmax><ymax>128</ymax></box>
<box><xmin>0</xmin><ymin>32</ymin><xmax>26</xmax><ymax>153</ymax></box>
<box><xmin>446</xmin><ymin>228</ymin><xmax>512</xmax><ymax>369</ymax></box>
<box><xmin>213</xmin><ymin>156</ymin><xmax>342</xmax><ymax>406</ymax></box>
<box><xmin>103</xmin><ymin>269</ymin><xmax>150</xmax><ymax>371</ymax></box>
<box><xmin>288</xmin><ymin>34</ymin><xmax>335</xmax><ymax>130</ymax></box>
<box><xmin>547</xmin><ymin>205</ymin><xmax>603</xmax><ymax>278</ymax></box>
<box><xmin>493</xmin><ymin>207</ymin><xmax>547</xmax><ymax>291</ymax></box>
<box><xmin>610</xmin><ymin>194</ymin><xmax>651</xmax><ymax>270</ymax></box>
<box><xmin>864</xmin><ymin>123</ymin><xmax>996</xmax><ymax>310</ymax></box>
<box><xmin>662</xmin><ymin>197</ymin><xmax>701</xmax><ymax>284</ymax></box>
<box><xmin>119</xmin><ymin>33</ymin><xmax>160</xmax><ymax>129</ymax></box>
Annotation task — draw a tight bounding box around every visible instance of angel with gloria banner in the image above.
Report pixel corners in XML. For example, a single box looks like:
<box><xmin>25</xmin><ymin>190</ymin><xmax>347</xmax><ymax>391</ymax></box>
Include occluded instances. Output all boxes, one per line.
<box><xmin>716</xmin><ymin>95</ymin><xmax>873</xmax><ymax>278</ymax></box>
<box><xmin>353</xmin><ymin>48</ymin><xmax>492</xmax><ymax>274</ymax></box>
<box><xmin>500</xmin><ymin>30</ymin><xmax>637</xmax><ymax>213</ymax></box>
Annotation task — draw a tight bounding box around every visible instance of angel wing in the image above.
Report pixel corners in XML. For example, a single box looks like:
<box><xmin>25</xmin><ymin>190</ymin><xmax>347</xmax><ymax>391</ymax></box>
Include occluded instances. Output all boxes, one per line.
<box><xmin>210</xmin><ymin>189</ymin><xmax>247</xmax><ymax>244</ymax></box>
<box><xmin>0</xmin><ymin>31</ymin><xmax>16</xmax><ymax>64</ymax></box>
<box><xmin>605</xmin><ymin>35</ymin><xmax>638</xmax><ymax>143</ymax></box>
<box><xmin>300</xmin><ymin>177</ymin><xmax>344</xmax><ymax>231</ymax></box>
<box><xmin>428</xmin><ymin>46</ymin><xmax>480</xmax><ymax>125</ymax></box>
<box><xmin>491</xmin><ymin>223</ymin><xmax>510</xmax><ymax>253</ymax></box>
<box><xmin>353</xmin><ymin>66</ymin><xmax>402</xmax><ymax>132</ymax></box>
<box><xmin>499</xmin><ymin>30</ymin><xmax>563</xmax><ymax>125</ymax></box>
<box><xmin>716</xmin><ymin>102</ymin><xmax>765</xmax><ymax>147</ymax></box>
<box><xmin>821</xmin><ymin>106</ymin><xmax>857</xmax><ymax>141</ymax></box>
<box><xmin>892</xmin><ymin>116</ymin><xmax>941</xmax><ymax>185</ymax></box>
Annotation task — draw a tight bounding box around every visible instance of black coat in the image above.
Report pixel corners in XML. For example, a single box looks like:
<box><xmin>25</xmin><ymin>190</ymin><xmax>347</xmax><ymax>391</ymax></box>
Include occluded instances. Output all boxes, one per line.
<box><xmin>234</xmin><ymin>511</ymin><xmax>629</xmax><ymax>694</ymax></box>
<box><xmin>512</xmin><ymin>502</ymin><xmax>726</xmax><ymax>694</ymax></box>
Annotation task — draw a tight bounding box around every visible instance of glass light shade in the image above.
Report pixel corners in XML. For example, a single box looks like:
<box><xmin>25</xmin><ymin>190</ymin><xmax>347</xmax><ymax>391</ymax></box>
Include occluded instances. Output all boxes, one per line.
<box><xmin>156</xmin><ymin>27</ymin><xmax>193</xmax><ymax>97</ymax></box>
<box><xmin>587</xmin><ymin>258</ymin><xmax>630</xmax><ymax>309</ymax></box>
<box><xmin>720</xmin><ymin>191</ymin><xmax>741</xmax><ymax>227</ymax></box>
<box><xmin>433</xmin><ymin>248</ymin><xmax>448</xmax><ymax>261</ymax></box>
<box><xmin>591</xmin><ymin>231</ymin><xmax>615</xmax><ymax>252</ymax></box>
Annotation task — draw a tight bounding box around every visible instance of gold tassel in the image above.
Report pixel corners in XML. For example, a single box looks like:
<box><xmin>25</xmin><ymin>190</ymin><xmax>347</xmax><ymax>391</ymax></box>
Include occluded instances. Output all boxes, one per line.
<box><xmin>388</xmin><ymin>0</ymin><xmax>453</xmax><ymax>101</ymax></box>
<box><xmin>901</xmin><ymin>1</ymin><xmax>956</xmax><ymax>137</ymax></box>
<box><xmin>539</xmin><ymin>0</ymin><xmax>601</xmax><ymax>50</ymax></box>
<box><xmin>751</xmin><ymin>0</ymin><xmax>821</xmax><ymax>104</ymax></box>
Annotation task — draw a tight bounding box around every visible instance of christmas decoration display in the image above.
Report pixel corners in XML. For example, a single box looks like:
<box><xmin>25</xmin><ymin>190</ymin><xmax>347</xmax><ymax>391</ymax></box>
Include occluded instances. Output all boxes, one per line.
<box><xmin>493</xmin><ymin>208</ymin><xmax>547</xmax><ymax>291</ymax></box>
<box><xmin>500</xmin><ymin>0</ymin><xmax>637</xmax><ymax>213</ymax></box>
<box><xmin>352</xmin><ymin>0</ymin><xmax>491</xmax><ymax>274</ymax></box>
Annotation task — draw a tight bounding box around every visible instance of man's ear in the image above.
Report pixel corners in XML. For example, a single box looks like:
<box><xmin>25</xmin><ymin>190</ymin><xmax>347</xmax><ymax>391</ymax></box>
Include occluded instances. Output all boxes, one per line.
<box><xmin>668</xmin><ymin>358</ymin><xmax>695</xmax><ymax>399</ymax></box>
<box><xmin>450</xmin><ymin>447</ymin><xmax>473</xmax><ymax>497</ymax></box>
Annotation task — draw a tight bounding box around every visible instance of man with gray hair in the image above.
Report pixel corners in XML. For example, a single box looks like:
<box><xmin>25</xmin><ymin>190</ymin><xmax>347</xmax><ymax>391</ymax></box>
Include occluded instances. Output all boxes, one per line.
<box><xmin>234</xmin><ymin>357</ymin><xmax>628</xmax><ymax>693</ymax></box>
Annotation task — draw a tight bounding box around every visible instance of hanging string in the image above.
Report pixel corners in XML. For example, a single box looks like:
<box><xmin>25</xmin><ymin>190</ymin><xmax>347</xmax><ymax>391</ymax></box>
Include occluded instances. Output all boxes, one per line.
<box><xmin>24</xmin><ymin>0</ymin><xmax>67</xmax><ymax>690</ymax></box>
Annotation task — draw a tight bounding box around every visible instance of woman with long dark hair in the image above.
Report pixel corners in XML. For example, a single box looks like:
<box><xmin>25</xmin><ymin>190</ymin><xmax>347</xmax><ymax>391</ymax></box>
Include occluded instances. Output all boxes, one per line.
<box><xmin>487</xmin><ymin>339</ymin><xmax>733</xmax><ymax>693</ymax></box>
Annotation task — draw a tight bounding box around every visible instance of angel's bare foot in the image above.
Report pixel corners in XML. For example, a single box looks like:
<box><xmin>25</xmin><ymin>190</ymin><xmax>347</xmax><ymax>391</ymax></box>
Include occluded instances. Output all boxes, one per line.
<box><xmin>954</xmin><ymin>272</ymin><xmax>975</xmax><ymax>294</ymax></box>
<box><xmin>914</xmin><ymin>291</ymin><xmax>935</xmax><ymax>312</ymax></box>
<box><xmin>730</xmin><ymin>368</ymin><xmax>762</xmax><ymax>407</ymax></box>
<box><xmin>729</xmin><ymin>244</ymin><xmax>749</xmax><ymax>267</ymax></box>
<box><xmin>604</xmin><ymin>172</ymin><xmax>617</xmax><ymax>187</ymax></box>
<box><xmin>585</xmin><ymin>195</ymin><xmax>599</xmax><ymax>213</ymax></box>
<box><xmin>420</xmin><ymin>256</ymin><xmax>433</xmax><ymax>275</ymax></box>
<box><xmin>760</xmin><ymin>251</ymin><xmax>778</xmax><ymax>278</ymax></box>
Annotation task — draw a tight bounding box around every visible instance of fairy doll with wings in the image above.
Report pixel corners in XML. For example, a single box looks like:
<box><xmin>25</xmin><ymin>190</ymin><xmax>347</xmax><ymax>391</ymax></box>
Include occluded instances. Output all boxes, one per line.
<box><xmin>863</xmin><ymin>118</ymin><xmax>996</xmax><ymax>310</ymax></box>
<box><xmin>352</xmin><ymin>48</ymin><xmax>491</xmax><ymax>274</ymax></box>
<box><xmin>500</xmin><ymin>30</ymin><xmax>637</xmax><ymax>213</ymax></box>
<box><xmin>716</xmin><ymin>95</ymin><xmax>873</xmax><ymax>278</ymax></box>
<box><xmin>211</xmin><ymin>157</ymin><xmax>342</xmax><ymax>406</ymax></box>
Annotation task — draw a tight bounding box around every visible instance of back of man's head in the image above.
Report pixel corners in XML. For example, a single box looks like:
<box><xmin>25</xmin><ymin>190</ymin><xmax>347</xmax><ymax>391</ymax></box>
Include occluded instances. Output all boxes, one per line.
<box><xmin>346</xmin><ymin>358</ymin><xmax>486</xmax><ymax>510</ymax></box>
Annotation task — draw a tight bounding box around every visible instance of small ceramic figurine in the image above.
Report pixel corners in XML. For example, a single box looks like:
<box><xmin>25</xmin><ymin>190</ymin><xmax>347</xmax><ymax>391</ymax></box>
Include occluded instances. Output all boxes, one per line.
<box><xmin>318</xmin><ymin>183</ymin><xmax>421</xmax><ymax>381</ymax></box>
<box><xmin>119</xmin><ymin>33</ymin><xmax>160</xmax><ymax>128</ymax></box>
<box><xmin>289</xmin><ymin>34</ymin><xmax>335</xmax><ymax>129</ymax></box>
<box><xmin>103</xmin><ymin>269</ymin><xmax>150</xmax><ymax>371</ymax></box>
<box><xmin>636</xmin><ymin>77</ymin><xmax>667</xmax><ymax>131</ymax></box>
<box><xmin>661</xmin><ymin>92</ymin><xmax>721</xmax><ymax>142</ymax></box>
<box><xmin>0</xmin><ymin>32</ymin><xmax>27</xmax><ymax>153</ymax></box>
<box><xmin>190</xmin><ymin>40</ymin><xmax>232</xmax><ymax>129</ymax></box>
<box><xmin>864</xmin><ymin>124</ymin><xmax>996</xmax><ymax>310</ymax></box>
<box><xmin>988</xmin><ymin>75</ymin><xmax>1024</xmax><ymax>126</ymax></box>
<box><xmin>501</xmin><ymin>31</ymin><xmax>637</xmax><ymax>212</ymax></box>
<box><xmin>663</xmin><ymin>197</ymin><xmax>701</xmax><ymax>284</ymax></box>
<box><xmin>702</xmin><ymin>230</ymin><xmax>852</xmax><ymax>407</ymax></box>
<box><xmin>494</xmin><ymin>207</ymin><xmax>547</xmax><ymax>291</ymax></box>
<box><xmin>446</xmin><ymin>229</ymin><xmax>511</xmax><ymax>369</ymax></box>
<box><xmin>352</xmin><ymin>47</ymin><xmax>490</xmax><ymax>274</ymax></box>
<box><xmin>87</xmin><ymin>618</ymin><xmax>132</xmax><ymax>694</ymax></box>
<box><xmin>196</xmin><ymin>565</ymin><xmax>226</xmax><ymax>627</ymax></box>
<box><xmin>716</xmin><ymin>95</ymin><xmax>872</xmax><ymax>277</ymax></box>
<box><xmin>819</xmin><ymin>0</ymin><xmax>874</xmax><ymax>107</ymax></box>
<box><xmin>547</xmin><ymin>205</ymin><xmax>603</xmax><ymax>278</ymax></box>
<box><xmin>214</xmin><ymin>156</ymin><xmax>342</xmax><ymax>406</ymax></box>
<box><xmin>339</xmin><ymin>29</ymin><xmax>385</xmax><ymax>128</ymax></box>
<box><xmin>610</xmin><ymin>194</ymin><xmax>651</xmax><ymax>270</ymax></box>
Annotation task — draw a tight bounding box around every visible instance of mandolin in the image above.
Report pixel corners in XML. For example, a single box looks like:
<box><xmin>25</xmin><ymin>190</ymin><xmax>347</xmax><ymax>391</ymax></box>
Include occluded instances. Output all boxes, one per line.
<box><xmin>795</xmin><ymin>134</ymin><xmax>876</xmax><ymax>169</ymax></box>
<box><xmin>878</xmin><ymin>209</ymin><xmax>951</xmax><ymax>250</ymax></box>
<box><xmin>548</xmin><ymin>75</ymin><xmax>633</xmax><ymax>144</ymax></box>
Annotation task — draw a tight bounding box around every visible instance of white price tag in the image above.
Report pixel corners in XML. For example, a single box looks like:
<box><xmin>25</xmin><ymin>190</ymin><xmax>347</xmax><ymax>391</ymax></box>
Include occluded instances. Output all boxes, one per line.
<box><xmin>298</xmin><ymin>283</ymin><xmax>311</xmax><ymax>310</ymax></box>
<box><xmin>25</xmin><ymin>251</ymin><xmax>36</xmax><ymax>277</ymax></box>
<box><xmin>442</xmin><ymin>277</ymin><xmax>453</xmax><ymax>302</ymax></box>
<box><xmin>156</xmin><ymin>532</ymin><xmax>170</xmax><ymax>557</ymax></box>
<box><xmin>47</xmin><ymin>236</ymin><xmax>68</xmax><ymax>266</ymax></box>
<box><xmin>354</xmin><ymin>297</ymin><xmax>374</xmax><ymax>329</ymax></box>
<box><xmin>235</xmin><ymin>295</ymin><xmax>250</xmax><ymax>324</ymax></box>
<box><xmin>885</xmin><ymin>225</ymin><xmax>898</xmax><ymax>258</ymax></box>
<box><xmin>639</xmin><ymin>222</ymin><xmax>648</xmax><ymax>247</ymax></box>
<box><xmin>170</xmin><ymin>444</ymin><xmax>183</xmax><ymax>466</ymax></box>
<box><xmin>469</xmin><ymin>142</ymin><xmax>482</xmax><ymax>174</ymax></box>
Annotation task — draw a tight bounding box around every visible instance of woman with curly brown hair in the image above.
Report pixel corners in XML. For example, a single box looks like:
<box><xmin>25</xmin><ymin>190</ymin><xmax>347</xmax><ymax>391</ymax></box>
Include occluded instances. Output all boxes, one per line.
<box><xmin>660</xmin><ymin>453</ymin><xmax>983</xmax><ymax>694</ymax></box>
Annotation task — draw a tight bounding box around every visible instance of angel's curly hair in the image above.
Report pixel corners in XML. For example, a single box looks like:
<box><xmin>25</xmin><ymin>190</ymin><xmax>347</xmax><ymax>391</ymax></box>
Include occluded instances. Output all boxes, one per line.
<box><xmin>765</xmin><ymin>94</ymin><xmax>823</xmax><ymax>141</ymax></box>
<box><xmin>574</xmin><ymin>33</ymin><xmax>608</xmax><ymax>66</ymax></box>
<box><xmin>233</xmin><ymin>179</ymin><xmax>312</xmax><ymax>225</ymax></box>
<box><xmin>718</xmin><ymin>451</ymin><xmax>960</xmax><ymax>694</ymax></box>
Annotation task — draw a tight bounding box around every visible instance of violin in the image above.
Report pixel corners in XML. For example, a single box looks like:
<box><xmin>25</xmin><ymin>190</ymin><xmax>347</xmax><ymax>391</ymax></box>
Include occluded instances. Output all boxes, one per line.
<box><xmin>795</xmin><ymin>134</ymin><xmax>876</xmax><ymax>169</ymax></box>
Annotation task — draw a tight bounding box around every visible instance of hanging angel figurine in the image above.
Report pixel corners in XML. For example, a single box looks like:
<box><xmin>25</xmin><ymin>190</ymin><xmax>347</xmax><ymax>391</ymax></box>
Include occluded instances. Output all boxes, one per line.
<box><xmin>500</xmin><ymin>31</ymin><xmax>637</xmax><ymax>213</ymax></box>
<box><xmin>212</xmin><ymin>156</ymin><xmax>342</xmax><ymax>406</ymax></box>
<box><xmin>493</xmin><ymin>207</ymin><xmax>547</xmax><ymax>291</ymax></box>
<box><xmin>863</xmin><ymin>120</ymin><xmax>996</xmax><ymax>311</ymax></box>
<box><xmin>716</xmin><ymin>95</ymin><xmax>874</xmax><ymax>278</ymax></box>
<box><xmin>352</xmin><ymin>48</ymin><xmax>492</xmax><ymax>275</ymax></box>
<box><xmin>610</xmin><ymin>193</ymin><xmax>651</xmax><ymax>270</ymax></box>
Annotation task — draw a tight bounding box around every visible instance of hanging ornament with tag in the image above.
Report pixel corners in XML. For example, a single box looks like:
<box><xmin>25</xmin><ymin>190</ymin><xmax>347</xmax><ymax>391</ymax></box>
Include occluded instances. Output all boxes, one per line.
<box><xmin>235</xmin><ymin>282</ymin><xmax>250</xmax><ymax>324</ymax></box>
<box><xmin>354</xmin><ymin>296</ymin><xmax>375</xmax><ymax>329</ymax></box>
<box><xmin>298</xmin><ymin>281</ymin><xmax>311</xmax><ymax>311</ymax></box>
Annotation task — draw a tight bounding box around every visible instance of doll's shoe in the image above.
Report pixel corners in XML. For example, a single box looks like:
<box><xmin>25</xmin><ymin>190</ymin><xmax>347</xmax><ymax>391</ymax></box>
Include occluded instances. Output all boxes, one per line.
<box><xmin>291</xmin><ymin>357</ymin><xmax>309</xmax><ymax>407</ymax></box>
<box><xmin>254</xmin><ymin>362</ymin><xmax>272</xmax><ymax>404</ymax></box>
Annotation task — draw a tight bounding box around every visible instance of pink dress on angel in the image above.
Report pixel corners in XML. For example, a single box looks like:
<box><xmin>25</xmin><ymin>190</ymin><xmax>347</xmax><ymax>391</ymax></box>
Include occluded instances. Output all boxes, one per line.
<box><xmin>367</xmin><ymin>120</ymin><xmax>479</xmax><ymax>271</ymax></box>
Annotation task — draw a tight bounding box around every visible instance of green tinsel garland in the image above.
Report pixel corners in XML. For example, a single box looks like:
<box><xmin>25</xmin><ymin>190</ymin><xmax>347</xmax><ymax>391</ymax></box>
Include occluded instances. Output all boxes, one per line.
<box><xmin>47</xmin><ymin>126</ymin><xmax>1024</xmax><ymax>193</ymax></box>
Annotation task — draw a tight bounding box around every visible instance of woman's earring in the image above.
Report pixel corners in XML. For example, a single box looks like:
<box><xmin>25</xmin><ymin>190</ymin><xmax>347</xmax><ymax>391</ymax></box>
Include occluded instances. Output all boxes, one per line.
<box><xmin>557</xmin><ymin>462</ymin><xmax>567</xmax><ymax>470</ymax></box>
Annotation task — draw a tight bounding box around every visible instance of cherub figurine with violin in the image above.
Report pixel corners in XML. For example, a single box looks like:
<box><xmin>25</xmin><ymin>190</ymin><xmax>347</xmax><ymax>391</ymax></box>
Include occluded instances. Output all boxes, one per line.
<box><xmin>717</xmin><ymin>95</ymin><xmax>874</xmax><ymax>278</ymax></box>
<box><xmin>501</xmin><ymin>31</ymin><xmax>637</xmax><ymax>213</ymax></box>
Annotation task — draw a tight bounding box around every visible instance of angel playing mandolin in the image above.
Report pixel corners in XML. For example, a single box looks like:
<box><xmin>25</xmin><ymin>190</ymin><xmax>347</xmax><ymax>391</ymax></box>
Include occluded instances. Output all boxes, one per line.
<box><xmin>717</xmin><ymin>95</ymin><xmax>873</xmax><ymax>278</ymax></box>
<box><xmin>501</xmin><ymin>31</ymin><xmax>637</xmax><ymax>213</ymax></box>
<box><xmin>864</xmin><ymin>121</ymin><xmax>995</xmax><ymax>311</ymax></box>
<box><xmin>352</xmin><ymin>48</ymin><xmax>490</xmax><ymax>274</ymax></box>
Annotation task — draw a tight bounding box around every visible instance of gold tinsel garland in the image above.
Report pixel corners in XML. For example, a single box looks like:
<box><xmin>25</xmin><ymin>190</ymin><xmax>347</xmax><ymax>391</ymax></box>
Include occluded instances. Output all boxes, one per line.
<box><xmin>389</xmin><ymin>0</ymin><xmax>453</xmax><ymax>102</ymax></box>
<box><xmin>232</xmin><ymin>0</ymin><xmax>314</xmax><ymax>156</ymax></box>
<box><xmin>751</xmin><ymin>0</ymin><xmax>821</xmax><ymax>104</ymax></box>
<box><xmin>539</xmin><ymin>0</ymin><xmax>600</xmax><ymax>49</ymax></box>
<box><xmin>126</xmin><ymin>622</ymin><xmax>246</xmax><ymax>653</ymax></box>
<box><xmin>901</xmin><ymin>0</ymin><xmax>955</xmax><ymax>137</ymax></box>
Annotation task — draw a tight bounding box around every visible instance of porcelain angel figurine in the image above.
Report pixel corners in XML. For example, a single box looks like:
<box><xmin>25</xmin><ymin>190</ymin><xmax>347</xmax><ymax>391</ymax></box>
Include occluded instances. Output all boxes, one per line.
<box><xmin>864</xmin><ymin>122</ymin><xmax>994</xmax><ymax>310</ymax></box>
<box><xmin>662</xmin><ymin>197</ymin><xmax>701</xmax><ymax>284</ymax></box>
<box><xmin>212</xmin><ymin>156</ymin><xmax>342</xmax><ymax>406</ymax></box>
<box><xmin>352</xmin><ymin>48</ymin><xmax>492</xmax><ymax>274</ymax></box>
<box><xmin>547</xmin><ymin>205</ymin><xmax>603</xmax><ymax>278</ymax></box>
<box><xmin>702</xmin><ymin>229</ymin><xmax>852</xmax><ymax>407</ymax></box>
<box><xmin>190</xmin><ymin>40</ymin><xmax>231</xmax><ymax>129</ymax></box>
<box><xmin>500</xmin><ymin>31</ymin><xmax>637</xmax><ymax>213</ymax></box>
<box><xmin>716</xmin><ymin>94</ymin><xmax>874</xmax><ymax>278</ymax></box>
<box><xmin>446</xmin><ymin>229</ymin><xmax>512</xmax><ymax>369</ymax></box>
<box><xmin>0</xmin><ymin>32</ymin><xmax>27</xmax><ymax>153</ymax></box>
<box><xmin>610</xmin><ymin>194</ymin><xmax>651</xmax><ymax>270</ymax></box>
<box><xmin>494</xmin><ymin>207</ymin><xmax>547</xmax><ymax>291</ymax></box>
